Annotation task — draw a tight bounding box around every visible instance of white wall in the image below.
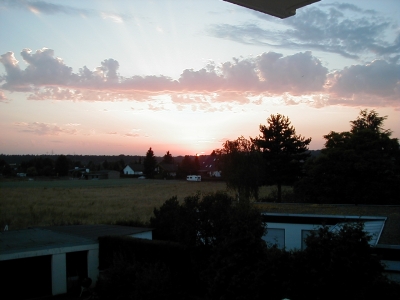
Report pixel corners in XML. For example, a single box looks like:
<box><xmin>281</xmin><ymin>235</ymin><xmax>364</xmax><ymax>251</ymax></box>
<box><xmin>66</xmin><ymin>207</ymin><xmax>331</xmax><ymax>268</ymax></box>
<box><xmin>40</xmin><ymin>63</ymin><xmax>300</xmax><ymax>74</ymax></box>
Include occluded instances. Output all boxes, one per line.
<box><xmin>52</xmin><ymin>253</ymin><xmax>67</xmax><ymax>295</ymax></box>
<box><xmin>264</xmin><ymin>223</ymin><xmax>320</xmax><ymax>250</ymax></box>
<box><xmin>87</xmin><ymin>249</ymin><xmax>99</xmax><ymax>287</ymax></box>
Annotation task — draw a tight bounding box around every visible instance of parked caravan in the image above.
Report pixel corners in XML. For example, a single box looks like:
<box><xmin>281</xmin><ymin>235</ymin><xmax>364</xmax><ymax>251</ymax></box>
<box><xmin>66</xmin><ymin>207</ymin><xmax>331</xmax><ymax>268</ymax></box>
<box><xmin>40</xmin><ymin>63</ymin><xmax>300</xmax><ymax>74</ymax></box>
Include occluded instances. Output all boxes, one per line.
<box><xmin>187</xmin><ymin>175</ymin><xmax>201</xmax><ymax>182</ymax></box>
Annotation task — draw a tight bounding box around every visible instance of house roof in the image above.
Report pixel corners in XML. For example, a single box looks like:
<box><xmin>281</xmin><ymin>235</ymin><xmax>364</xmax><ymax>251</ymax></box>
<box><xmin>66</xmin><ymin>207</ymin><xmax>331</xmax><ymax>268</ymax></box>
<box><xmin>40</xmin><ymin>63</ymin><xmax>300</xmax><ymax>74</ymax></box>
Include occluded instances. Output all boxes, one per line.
<box><xmin>158</xmin><ymin>163</ymin><xmax>178</xmax><ymax>172</ymax></box>
<box><xmin>199</xmin><ymin>155</ymin><xmax>220</xmax><ymax>172</ymax></box>
<box><xmin>255</xmin><ymin>203</ymin><xmax>400</xmax><ymax>245</ymax></box>
<box><xmin>126</xmin><ymin>164</ymin><xmax>144</xmax><ymax>171</ymax></box>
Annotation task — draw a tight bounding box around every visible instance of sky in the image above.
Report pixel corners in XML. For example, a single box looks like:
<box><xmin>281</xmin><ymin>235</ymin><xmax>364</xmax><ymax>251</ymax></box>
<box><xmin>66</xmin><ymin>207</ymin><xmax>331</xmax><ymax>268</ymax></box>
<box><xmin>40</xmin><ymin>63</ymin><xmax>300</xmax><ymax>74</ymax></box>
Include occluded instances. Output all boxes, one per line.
<box><xmin>0</xmin><ymin>0</ymin><xmax>399</xmax><ymax>157</ymax></box>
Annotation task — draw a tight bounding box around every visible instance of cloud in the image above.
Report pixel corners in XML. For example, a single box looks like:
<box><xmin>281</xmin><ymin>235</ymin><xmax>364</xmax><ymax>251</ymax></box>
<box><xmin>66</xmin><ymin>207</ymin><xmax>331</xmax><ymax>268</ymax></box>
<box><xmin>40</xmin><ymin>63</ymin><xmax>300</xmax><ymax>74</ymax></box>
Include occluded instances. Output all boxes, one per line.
<box><xmin>1</xmin><ymin>0</ymin><xmax>90</xmax><ymax>15</ymax></box>
<box><xmin>101</xmin><ymin>12</ymin><xmax>124</xmax><ymax>23</ymax></box>
<box><xmin>208</xmin><ymin>4</ymin><xmax>399</xmax><ymax>60</ymax></box>
<box><xmin>0</xmin><ymin>48</ymin><xmax>399</xmax><ymax>110</ymax></box>
<box><xmin>124</xmin><ymin>133</ymin><xmax>140</xmax><ymax>137</ymax></box>
<box><xmin>0</xmin><ymin>90</ymin><xmax>8</xmax><ymax>102</ymax></box>
<box><xmin>326</xmin><ymin>59</ymin><xmax>400</xmax><ymax>106</ymax></box>
<box><xmin>1</xmin><ymin>0</ymin><xmax>130</xmax><ymax>22</ymax></box>
<box><xmin>15</xmin><ymin>122</ymin><xmax>78</xmax><ymax>135</ymax></box>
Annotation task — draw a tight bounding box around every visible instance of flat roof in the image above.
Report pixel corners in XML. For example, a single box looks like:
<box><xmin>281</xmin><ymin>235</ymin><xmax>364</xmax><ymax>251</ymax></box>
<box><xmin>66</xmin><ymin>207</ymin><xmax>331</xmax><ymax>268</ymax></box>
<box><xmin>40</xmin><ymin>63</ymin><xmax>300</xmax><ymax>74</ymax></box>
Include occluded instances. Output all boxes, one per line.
<box><xmin>0</xmin><ymin>228</ymin><xmax>97</xmax><ymax>260</ymax></box>
<box><xmin>256</xmin><ymin>203</ymin><xmax>400</xmax><ymax>245</ymax></box>
<box><xmin>44</xmin><ymin>224</ymin><xmax>153</xmax><ymax>240</ymax></box>
<box><xmin>0</xmin><ymin>225</ymin><xmax>153</xmax><ymax>261</ymax></box>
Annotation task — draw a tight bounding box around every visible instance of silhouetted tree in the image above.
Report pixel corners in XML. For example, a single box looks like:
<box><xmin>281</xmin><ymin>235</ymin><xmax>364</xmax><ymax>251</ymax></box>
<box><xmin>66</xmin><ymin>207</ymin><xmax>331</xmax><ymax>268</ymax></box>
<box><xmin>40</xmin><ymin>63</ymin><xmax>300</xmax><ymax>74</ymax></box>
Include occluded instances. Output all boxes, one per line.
<box><xmin>162</xmin><ymin>151</ymin><xmax>174</xmax><ymax>164</ymax></box>
<box><xmin>288</xmin><ymin>223</ymin><xmax>396</xmax><ymax>300</ymax></box>
<box><xmin>143</xmin><ymin>147</ymin><xmax>157</xmax><ymax>179</ymax></box>
<box><xmin>252</xmin><ymin>114</ymin><xmax>311</xmax><ymax>202</ymax></box>
<box><xmin>177</xmin><ymin>155</ymin><xmax>195</xmax><ymax>178</ymax></box>
<box><xmin>295</xmin><ymin>109</ymin><xmax>400</xmax><ymax>204</ymax></box>
<box><xmin>55</xmin><ymin>154</ymin><xmax>70</xmax><ymax>176</ymax></box>
<box><xmin>215</xmin><ymin>136</ymin><xmax>264</xmax><ymax>201</ymax></box>
<box><xmin>0</xmin><ymin>159</ymin><xmax>13</xmax><ymax>176</ymax></box>
<box><xmin>150</xmin><ymin>192</ymin><xmax>265</xmax><ymax>248</ymax></box>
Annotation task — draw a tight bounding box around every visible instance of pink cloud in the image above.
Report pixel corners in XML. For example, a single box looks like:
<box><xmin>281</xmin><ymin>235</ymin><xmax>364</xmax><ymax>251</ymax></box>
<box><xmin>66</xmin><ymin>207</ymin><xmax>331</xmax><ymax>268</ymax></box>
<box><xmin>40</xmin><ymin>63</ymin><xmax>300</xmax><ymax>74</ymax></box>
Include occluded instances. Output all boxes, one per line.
<box><xmin>15</xmin><ymin>122</ymin><xmax>78</xmax><ymax>136</ymax></box>
<box><xmin>0</xmin><ymin>90</ymin><xmax>8</xmax><ymax>102</ymax></box>
<box><xmin>1</xmin><ymin>48</ymin><xmax>399</xmax><ymax>109</ymax></box>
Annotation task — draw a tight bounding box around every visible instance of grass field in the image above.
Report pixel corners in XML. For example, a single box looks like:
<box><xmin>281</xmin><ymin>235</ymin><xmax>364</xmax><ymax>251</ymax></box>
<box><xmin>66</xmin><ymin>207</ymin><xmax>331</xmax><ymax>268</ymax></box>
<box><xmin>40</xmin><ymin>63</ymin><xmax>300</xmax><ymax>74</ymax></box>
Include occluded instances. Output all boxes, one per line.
<box><xmin>0</xmin><ymin>178</ymin><xmax>276</xmax><ymax>230</ymax></box>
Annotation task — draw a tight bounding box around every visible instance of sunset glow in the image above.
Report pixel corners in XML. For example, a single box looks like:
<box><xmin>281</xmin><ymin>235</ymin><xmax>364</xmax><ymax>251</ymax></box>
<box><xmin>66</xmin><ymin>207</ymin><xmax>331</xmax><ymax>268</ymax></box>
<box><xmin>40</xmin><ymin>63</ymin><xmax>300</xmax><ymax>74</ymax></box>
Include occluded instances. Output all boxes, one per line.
<box><xmin>1</xmin><ymin>0</ymin><xmax>399</xmax><ymax>157</ymax></box>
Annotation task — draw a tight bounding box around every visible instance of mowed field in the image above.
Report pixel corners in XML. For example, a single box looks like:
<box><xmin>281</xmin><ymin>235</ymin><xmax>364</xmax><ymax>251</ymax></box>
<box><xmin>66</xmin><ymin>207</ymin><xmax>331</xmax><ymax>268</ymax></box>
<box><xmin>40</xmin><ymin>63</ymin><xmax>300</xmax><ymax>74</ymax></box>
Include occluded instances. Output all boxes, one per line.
<box><xmin>0</xmin><ymin>178</ymin><xmax>274</xmax><ymax>231</ymax></box>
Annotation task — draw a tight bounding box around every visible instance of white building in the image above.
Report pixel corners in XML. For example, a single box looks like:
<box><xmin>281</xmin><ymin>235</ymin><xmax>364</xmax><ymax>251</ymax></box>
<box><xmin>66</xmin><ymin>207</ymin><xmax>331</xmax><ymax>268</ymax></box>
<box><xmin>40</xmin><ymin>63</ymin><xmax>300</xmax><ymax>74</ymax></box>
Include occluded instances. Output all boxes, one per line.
<box><xmin>262</xmin><ymin>212</ymin><xmax>400</xmax><ymax>282</ymax></box>
<box><xmin>123</xmin><ymin>164</ymin><xmax>144</xmax><ymax>175</ymax></box>
<box><xmin>0</xmin><ymin>225</ymin><xmax>153</xmax><ymax>299</ymax></box>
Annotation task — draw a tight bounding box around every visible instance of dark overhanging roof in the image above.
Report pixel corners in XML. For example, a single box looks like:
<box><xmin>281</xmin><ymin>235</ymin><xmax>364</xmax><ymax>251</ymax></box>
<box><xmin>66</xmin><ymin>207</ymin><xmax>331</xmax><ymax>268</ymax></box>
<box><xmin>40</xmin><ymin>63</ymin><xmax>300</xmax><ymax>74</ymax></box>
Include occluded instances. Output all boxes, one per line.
<box><xmin>223</xmin><ymin>0</ymin><xmax>320</xmax><ymax>19</ymax></box>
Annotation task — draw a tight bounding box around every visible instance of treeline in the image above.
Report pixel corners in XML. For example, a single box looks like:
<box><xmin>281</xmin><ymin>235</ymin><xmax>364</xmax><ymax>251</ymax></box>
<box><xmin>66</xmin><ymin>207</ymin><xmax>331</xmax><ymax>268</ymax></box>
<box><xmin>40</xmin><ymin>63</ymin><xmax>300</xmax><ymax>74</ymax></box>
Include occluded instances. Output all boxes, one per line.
<box><xmin>0</xmin><ymin>154</ymin><xmax>128</xmax><ymax>177</ymax></box>
<box><xmin>0</xmin><ymin>153</ymin><xmax>202</xmax><ymax>178</ymax></box>
<box><xmin>215</xmin><ymin>109</ymin><xmax>400</xmax><ymax>205</ymax></box>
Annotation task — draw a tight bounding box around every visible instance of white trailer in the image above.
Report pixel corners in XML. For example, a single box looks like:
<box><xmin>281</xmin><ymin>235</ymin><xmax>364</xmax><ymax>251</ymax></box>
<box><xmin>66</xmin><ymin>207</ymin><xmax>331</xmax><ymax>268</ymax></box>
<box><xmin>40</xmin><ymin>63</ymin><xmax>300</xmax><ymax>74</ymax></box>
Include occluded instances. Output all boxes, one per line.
<box><xmin>187</xmin><ymin>175</ymin><xmax>201</xmax><ymax>182</ymax></box>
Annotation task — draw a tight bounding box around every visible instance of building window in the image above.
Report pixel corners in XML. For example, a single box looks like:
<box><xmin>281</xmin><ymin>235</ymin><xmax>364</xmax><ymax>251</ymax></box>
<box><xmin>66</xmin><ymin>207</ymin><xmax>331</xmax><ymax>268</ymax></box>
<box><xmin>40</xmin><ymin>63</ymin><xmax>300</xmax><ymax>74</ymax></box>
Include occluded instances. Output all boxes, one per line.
<box><xmin>263</xmin><ymin>228</ymin><xmax>285</xmax><ymax>249</ymax></box>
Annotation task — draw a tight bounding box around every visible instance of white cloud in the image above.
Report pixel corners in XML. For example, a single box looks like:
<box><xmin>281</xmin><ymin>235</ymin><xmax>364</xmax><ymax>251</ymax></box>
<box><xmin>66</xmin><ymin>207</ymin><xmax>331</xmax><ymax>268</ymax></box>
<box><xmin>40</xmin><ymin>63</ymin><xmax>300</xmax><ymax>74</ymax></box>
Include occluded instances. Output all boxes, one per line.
<box><xmin>101</xmin><ymin>12</ymin><xmax>123</xmax><ymax>23</ymax></box>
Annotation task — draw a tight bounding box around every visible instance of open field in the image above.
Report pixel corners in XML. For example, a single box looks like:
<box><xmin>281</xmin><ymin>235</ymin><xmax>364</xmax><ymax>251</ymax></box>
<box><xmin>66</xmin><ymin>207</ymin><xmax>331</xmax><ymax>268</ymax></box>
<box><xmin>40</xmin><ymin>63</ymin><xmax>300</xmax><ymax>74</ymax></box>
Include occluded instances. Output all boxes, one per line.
<box><xmin>2</xmin><ymin>178</ymin><xmax>398</xmax><ymax>244</ymax></box>
<box><xmin>0</xmin><ymin>178</ymin><xmax>276</xmax><ymax>230</ymax></box>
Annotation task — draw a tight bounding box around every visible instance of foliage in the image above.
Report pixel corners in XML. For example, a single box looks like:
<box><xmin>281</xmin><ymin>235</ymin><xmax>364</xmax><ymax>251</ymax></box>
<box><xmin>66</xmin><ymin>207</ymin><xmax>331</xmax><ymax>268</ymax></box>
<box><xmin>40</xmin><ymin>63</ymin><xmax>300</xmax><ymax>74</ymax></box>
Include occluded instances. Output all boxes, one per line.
<box><xmin>295</xmin><ymin>109</ymin><xmax>400</xmax><ymax>204</ymax></box>
<box><xmin>98</xmin><ymin>194</ymin><xmax>399</xmax><ymax>300</ymax></box>
<box><xmin>258</xmin><ymin>186</ymin><xmax>295</xmax><ymax>203</ymax></box>
<box><xmin>18</xmin><ymin>156</ymin><xmax>55</xmax><ymax>176</ymax></box>
<box><xmin>286</xmin><ymin>223</ymin><xmax>399</xmax><ymax>300</ymax></box>
<box><xmin>150</xmin><ymin>191</ymin><xmax>266</xmax><ymax>248</ymax></box>
<box><xmin>54</xmin><ymin>154</ymin><xmax>70</xmax><ymax>176</ymax></box>
<box><xmin>177</xmin><ymin>155</ymin><xmax>199</xmax><ymax>178</ymax></box>
<box><xmin>215</xmin><ymin>136</ymin><xmax>265</xmax><ymax>201</ymax></box>
<box><xmin>161</xmin><ymin>150</ymin><xmax>174</xmax><ymax>164</ymax></box>
<box><xmin>96</xmin><ymin>259</ymin><xmax>178</xmax><ymax>300</ymax></box>
<box><xmin>0</xmin><ymin>159</ymin><xmax>13</xmax><ymax>176</ymax></box>
<box><xmin>143</xmin><ymin>147</ymin><xmax>157</xmax><ymax>179</ymax></box>
<box><xmin>252</xmin><ymin>114</ymin><xmax>311</xmax><ymax>202</ymax></box>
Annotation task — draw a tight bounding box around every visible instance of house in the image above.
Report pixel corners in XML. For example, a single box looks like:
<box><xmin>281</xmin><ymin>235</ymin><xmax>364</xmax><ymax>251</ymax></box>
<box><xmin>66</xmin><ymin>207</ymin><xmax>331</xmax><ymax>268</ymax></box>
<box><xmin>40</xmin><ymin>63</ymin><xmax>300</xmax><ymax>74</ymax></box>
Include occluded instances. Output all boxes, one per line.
<box><xmin>257</xmin><ymin>203</ymin><xmax>400</xmax><ymax>282</ymax></box>
<box><xmin>157</xmin><ymin>163</ymin><xmax>178</xmax><ymax>178</ymax></box>
<box><xmin>199</xmin><ymin>154</ymin><xmax>221</xmax><ymax>178</ymax></box>
<box><xmin>123</xmin><ymin>163</ymin><xmax>144</xmax><ymax>176</ymax></box>
<box><xmin>0</xmin><ymin>225</ymin><xmax>153</xmax><ymax>299</ymax></box>
<box><xmin>69</xmin><ymin>167</ymin><xmax>89</xmax><ymax>179</ymax></box>
<box><xmin>84</xmin><ymin>170</ymin><xmax>120</xmax><ymax>180</ymax></box>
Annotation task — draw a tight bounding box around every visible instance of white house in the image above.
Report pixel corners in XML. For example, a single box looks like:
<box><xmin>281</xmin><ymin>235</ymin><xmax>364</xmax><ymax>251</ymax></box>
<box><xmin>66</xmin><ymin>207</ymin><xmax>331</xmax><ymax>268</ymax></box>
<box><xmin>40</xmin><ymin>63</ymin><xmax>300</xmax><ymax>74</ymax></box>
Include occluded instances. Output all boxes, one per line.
<box><xmin>0</xmin><ymin>225</ymin><xmax>153</xmax><ymax>299</ymax></box>
<box><xmin>261</xmin><ymin>212</ymin><xmax>400</xmax><ymax>282</ymax></box>
<box><xmin>262</xmin><ymin>213</ymin><xmax>386</xmax><ymax>250</ymax></box>
<box><xmin>123</xmin><ymin>164</ymin><xmax>144</xmax><ymax>175</ymax></box>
